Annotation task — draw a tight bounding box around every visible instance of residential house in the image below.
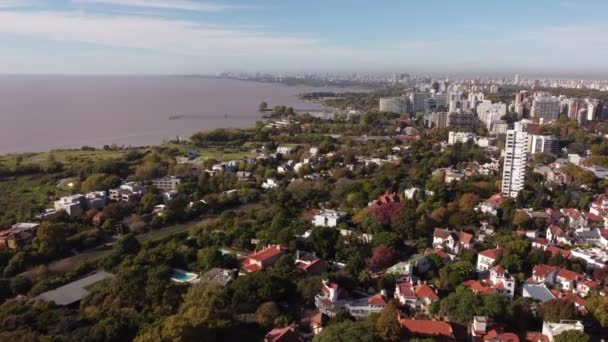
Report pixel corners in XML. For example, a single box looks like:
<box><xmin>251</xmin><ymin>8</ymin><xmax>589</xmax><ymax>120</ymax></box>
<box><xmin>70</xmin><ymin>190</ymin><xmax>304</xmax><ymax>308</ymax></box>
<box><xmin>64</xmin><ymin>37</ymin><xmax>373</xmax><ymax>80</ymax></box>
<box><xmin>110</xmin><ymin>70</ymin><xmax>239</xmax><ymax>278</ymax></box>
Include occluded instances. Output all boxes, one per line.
<box><xmin>398</xmin><ymin>318</ymin><xmax>457</xmax><ymax>341</ymax></box>
<box><xmin>476</xmin><ymin>193</ymin><xmax>505</xmax><ymax>216</ymax></box>
<box><xmin>276</xmin><ymin>146</ymin><xmax>294</xmax><ymax>155</ymax></box>
<box><xmin>546</xmin><ymin>225</ymin><xmax>571</xmax><ymax>246</ymax></box>
<box><xmin>432</xmin><ymin>228</ymin><xmax>474</xmax><ymax>255</ymax></box>
<box><xmin>151</xmin><ymin>176</ymin><xmax>181</xmax><ymax>191</ymax></box>
<box><xmin>369</xmin><ymin>190</ymin><xmax>403</xmax><ymax>207</ymax></box>
<box><xmin>312</xmin><ymin>209</ymin><xmax>347</xmax><ymax>228</ymax></box>
<box><xmin>241</xmin><ymin>245</ymin><xmax>285</xmax><ymax>273</ymax></box>
<box><xmin>386</xmin><ymin>261</ymin><xmax>414</xmax><ymax>277</ymax></box>
<box><xmin>35</xmin><ymin>271</ymin><xmax>114</xmax><ymax>306</ymax></box>
<box><xmin>198</xmin><ymin>268</ymin><xmax>235</xmax><ymax>287</ymax></box>
<box><xmin>541</xmin><ymin>320</ymin><xmax>584</xmax><ymax>342</ymax></box>
<box><xmin>394</xmin><ymin>279</ymin><xmax>439</xmax><ymax>312</ymax></box>
<box><xmin>262</xmin><ymin>178</ymin><xmax>279</xmax><ymax>189</ymax></box>
<box><xmin>477</xmin><ymin>248</ymin><xmax>506</xmax><ymax>272</ymax></box>
<box><xmin>264</xmin><ymin>325</ymin><xmax>302</xmax><ymax>342</ymax></box>
<box><xmin>522</xmin><ymin>283</ymin><xmax>556</xmax><ymax>303</ymax></box>
<box><xmin>470</xmin><ymin>316</ymin><xmax>520</xmax><ymax>342</ymax></box>
<box><xmin>560</xmin><ymin>208</ymin><xmax>587</xmax><ymax>229</ymax></box>
<box><xmin>53</xmin><ymin>194</ymin><xmax>86</xmax><ymax>216</ymax></box>
<box><xmin>530</xmin><ymin>264</ymin><xmax>585</xmax><ymax>291</ymax></box>
<box><xmin>315</xmin><ymin>280</ymin><xmax>388</xmax><ymax>319</ymax></box>
<box><xmin>54</xmin><ymin>191</ymin><xmax>107</xmax><ymax>216</ymax></box>
<box><xmin>463</xmin><ymin>266</ymin><xmax>515</xmax><ymax>298</ymax></box>
<box><xmin>109</xmin><ymin>182</ymin><xmax>144</xmax><ymax>202</ymax></box>
<box><xmin>309</xmin><ymin>312</ymin><xmax>329</xmax><ymax>336</ymax></box>
<box><xmin>294</xmin><ymin>250</ymin><xmax>328</xmax><ymax>275</ymax></box>
<box><xmin>0</xmin><ymin>228</ymin><xmax>35</xmax><ymax>249</ymax></box>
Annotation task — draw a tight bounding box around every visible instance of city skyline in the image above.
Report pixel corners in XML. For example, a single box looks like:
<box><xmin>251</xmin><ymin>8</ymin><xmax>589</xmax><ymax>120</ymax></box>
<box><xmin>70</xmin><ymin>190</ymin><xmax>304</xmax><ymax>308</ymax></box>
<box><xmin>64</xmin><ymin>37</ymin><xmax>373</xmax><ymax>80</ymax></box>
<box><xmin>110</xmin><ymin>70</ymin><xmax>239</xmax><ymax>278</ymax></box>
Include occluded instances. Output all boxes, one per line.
<box><xmin>1</xmin><ymin>0</ymin><xmax>608</xmax><ymax>74</ymax></box>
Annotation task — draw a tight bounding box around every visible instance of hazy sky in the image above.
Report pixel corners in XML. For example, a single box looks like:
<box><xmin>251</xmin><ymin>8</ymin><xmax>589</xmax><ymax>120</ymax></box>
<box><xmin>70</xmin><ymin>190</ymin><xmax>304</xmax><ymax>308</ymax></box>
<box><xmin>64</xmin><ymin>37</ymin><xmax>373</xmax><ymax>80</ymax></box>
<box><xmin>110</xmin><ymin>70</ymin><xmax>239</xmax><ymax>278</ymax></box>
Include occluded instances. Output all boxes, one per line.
<box><xmin>0</xmin><ymin>0</ymin><xmax>607</xmax><ymax>75</ymax></box>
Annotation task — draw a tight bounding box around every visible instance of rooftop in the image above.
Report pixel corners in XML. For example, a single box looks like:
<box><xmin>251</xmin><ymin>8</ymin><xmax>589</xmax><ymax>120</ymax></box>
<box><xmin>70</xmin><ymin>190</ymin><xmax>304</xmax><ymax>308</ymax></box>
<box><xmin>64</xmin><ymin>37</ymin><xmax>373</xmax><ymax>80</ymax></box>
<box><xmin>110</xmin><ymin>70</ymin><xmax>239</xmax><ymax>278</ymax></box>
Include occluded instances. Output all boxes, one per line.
<box><xmin>35</xmin><ymin>271</ymin><xmax>114</xmax><ymax>306</ymax></box>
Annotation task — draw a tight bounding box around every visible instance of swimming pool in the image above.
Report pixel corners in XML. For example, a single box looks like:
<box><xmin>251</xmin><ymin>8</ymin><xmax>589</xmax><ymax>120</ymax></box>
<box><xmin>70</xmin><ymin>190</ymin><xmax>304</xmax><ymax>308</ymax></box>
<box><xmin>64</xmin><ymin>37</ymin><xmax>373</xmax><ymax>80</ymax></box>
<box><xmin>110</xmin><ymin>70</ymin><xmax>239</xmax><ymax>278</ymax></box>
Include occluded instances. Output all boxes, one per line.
<box><xmin>171</xmin><ymin>269</ymin><xmax>199</xmax><ymax>283</ymax></box>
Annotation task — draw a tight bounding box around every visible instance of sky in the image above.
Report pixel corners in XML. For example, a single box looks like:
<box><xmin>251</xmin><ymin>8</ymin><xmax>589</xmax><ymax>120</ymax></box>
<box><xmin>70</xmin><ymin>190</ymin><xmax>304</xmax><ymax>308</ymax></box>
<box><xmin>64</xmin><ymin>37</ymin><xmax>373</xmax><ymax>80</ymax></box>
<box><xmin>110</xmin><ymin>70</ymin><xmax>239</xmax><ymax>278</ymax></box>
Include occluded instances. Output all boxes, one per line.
<box><xmin>0</xmin><ymin>0</ymin><xmax>608</xmax><ymax>75</ymax></box>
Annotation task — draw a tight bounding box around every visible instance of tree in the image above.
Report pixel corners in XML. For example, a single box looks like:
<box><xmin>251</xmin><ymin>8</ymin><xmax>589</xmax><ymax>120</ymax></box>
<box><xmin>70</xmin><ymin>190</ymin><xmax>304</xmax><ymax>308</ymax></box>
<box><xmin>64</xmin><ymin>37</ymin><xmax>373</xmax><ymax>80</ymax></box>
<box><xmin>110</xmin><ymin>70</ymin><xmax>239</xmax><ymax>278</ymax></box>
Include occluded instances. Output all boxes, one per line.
<box><xmin>554</xmin><ymin>331</ymin><xmax>589</xmax><ymax>342</ymax></box>
<box><xmin>297</xmin><ymin>276</ymin><xmax>321</xmax><ymax>306</ymax></box>
<box><xmin>540</xmin><ymin>299</ymin><xmax>576</xmax><ymax>322</ymax></box>
<box><xmin>9</xmin><ymin>275</ymin><xmax>32</xmax><ymax>295</ymax></box>
<box><xmin>369</xmin><ymin>203</ymin><xmax>403</xmax><ymax>226</ymax></box>
<box><xmin>313</xmin><ymin>320</ymin><xmax>375</xmax><ymax>342</ymax></box>
<box><xmin>114</xmin><ymin>234</ymin><xmax>140</xmax><ymax>255</ymax></box>
<box><xmin>586</xmin><ymin>294</ymin><xmax>608</xmax><ymax>327</ymax></box>
<box><xmin>197</xmin><ymin>247</ymin><xmax>221</xmax><ymax>271</ymax></box>
<box><xmin>375</xmin><ymin>300</ymin><xmax>402</xmax><ymax>341</ymax></box>
<box><xmin>366</xmin><ymin>244</ymin><xmax>394</xmax><ymax>271</ymax></box>
<box><xmin>258</xmin><ymin>101</ymin><xmax>268</xmax><ymax>112</ymax></box>
<box><xmin>309</xmin><ymin>227</ymin><xmax>340</xmax><ymax>259</ymax></box>
<box><xmin>35</xmin><ymin>222</ymin><xmax>68</xmax><ymax>258</ymax></box>
<box><xmin>255</xmin><ymin>301</ymin><xmax>280</xmax><ymax>327</ymax></box>
<box><xmin>140</xmin><ymin>193</ymin><xmax>164</xmax><ymax>213</ymax></box>
<box><xmin>81</xmin><ymin>173</ymin><xmax>121</xmax><ymax>192</ymax></box>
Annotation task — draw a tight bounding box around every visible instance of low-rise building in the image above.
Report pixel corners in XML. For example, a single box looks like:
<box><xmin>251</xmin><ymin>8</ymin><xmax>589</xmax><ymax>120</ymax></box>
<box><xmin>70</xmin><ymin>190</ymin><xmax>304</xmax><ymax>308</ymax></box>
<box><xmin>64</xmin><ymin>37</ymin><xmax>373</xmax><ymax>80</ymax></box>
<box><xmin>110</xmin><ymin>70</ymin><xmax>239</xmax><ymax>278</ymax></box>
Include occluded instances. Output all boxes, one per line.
<box><xmin>262</xmin><ymin>178</ymin><xmax>279</xmax><ymax>189</ymax></box>
<box><xmin>151</xmin><ymin>176</ymin><xmax>181</xmax><ymax>191</ymax></box>
<box><xmin>312</xmin><ymin>209</ymin><xmax>347</xmax><ymax>227</ymax></box>
<box><xmin>541</xmin><ymin>320</ymin><xmax>584</xmax><ymax>342</ymax></box>
<box><xmin>109</xmin><ymin>182</ymin><xmax>144</xmax><ymax>202</ymax></box>
<box><xmin>394</xmin><ymin>279</ymin><xmax>439</xmax><ymax>312</ymax></box>
<box><xmin>35</xmin><ymin>271</ymin><xmax>114</xmax><ymax>306</ymax></box>
<box><xmin>432</xmin><ymin>228</ymin><xmax>474</xmax><ymax>255</ymax></box>
<box><xmin>241</xmin><ymin>245</ymin><xmax>285</xmax><ymax>273</ymax></box>
<box><xmin>477</xmin><ymin>248</ymin><xmax>506</xmax><ymax>272</ymax></box>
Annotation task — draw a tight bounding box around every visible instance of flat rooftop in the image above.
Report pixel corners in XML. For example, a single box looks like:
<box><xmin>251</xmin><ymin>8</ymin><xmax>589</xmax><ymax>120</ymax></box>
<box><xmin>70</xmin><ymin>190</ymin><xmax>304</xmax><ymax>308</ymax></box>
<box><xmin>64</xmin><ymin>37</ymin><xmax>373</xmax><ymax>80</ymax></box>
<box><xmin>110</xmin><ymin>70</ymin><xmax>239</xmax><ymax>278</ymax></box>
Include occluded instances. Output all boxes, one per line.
<box><xmin>35</xmin><ymin>271</ymin><xmax>114</xmax><ymax>306</ymax></box>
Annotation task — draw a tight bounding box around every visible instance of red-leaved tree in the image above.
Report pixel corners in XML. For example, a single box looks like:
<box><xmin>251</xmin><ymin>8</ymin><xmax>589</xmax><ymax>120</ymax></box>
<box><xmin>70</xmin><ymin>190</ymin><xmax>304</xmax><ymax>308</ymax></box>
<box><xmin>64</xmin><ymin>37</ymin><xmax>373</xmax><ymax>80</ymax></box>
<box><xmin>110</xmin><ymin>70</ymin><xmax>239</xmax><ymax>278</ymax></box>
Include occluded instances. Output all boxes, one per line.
<box><xmin>366</xmin><ymin>244</ymin><xmax>394</xmax><ymax>271</ymax></box>
<box><xmin>369</xmin><ymin>202</ymin><xmax>403</xmax><ymax>226</ymax></box>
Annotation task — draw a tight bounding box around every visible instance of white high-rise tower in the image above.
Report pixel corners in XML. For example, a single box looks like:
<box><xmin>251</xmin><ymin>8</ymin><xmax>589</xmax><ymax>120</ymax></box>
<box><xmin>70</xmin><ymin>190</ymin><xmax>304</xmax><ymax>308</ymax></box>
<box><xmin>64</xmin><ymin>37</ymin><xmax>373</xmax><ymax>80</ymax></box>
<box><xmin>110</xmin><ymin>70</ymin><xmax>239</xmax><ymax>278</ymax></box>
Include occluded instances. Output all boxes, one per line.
<box><xmin>501</xmin><ymin>121</ymin><xmax>529</xmax><ymax>198</ymax></box>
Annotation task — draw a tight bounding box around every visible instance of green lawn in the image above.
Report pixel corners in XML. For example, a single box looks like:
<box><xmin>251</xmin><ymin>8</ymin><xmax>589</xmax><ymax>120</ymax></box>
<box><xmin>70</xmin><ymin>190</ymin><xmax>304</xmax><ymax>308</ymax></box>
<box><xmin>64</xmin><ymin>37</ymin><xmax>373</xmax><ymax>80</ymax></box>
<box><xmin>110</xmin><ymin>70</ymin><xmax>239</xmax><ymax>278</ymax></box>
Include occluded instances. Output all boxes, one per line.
<box><xmin>0</xmin><ymin>174</ymin><xmax>71</xmax><ymax>226</ymax></box>
<box><xmin>0</xmin><ymin>149</ymin><xmax>130</xmax><ymax>167</ymax></box>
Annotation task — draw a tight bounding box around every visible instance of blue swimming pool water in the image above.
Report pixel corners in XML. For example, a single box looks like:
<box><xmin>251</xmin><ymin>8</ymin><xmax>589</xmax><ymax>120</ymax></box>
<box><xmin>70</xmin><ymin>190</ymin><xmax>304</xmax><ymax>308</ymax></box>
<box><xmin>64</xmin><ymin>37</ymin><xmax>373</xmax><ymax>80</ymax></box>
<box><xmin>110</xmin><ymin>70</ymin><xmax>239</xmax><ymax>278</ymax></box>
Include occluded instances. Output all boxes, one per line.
<box><xmin>171</xmin><ymin>269</ymin><xmax>197</xmax><ymax>282</ymax></box>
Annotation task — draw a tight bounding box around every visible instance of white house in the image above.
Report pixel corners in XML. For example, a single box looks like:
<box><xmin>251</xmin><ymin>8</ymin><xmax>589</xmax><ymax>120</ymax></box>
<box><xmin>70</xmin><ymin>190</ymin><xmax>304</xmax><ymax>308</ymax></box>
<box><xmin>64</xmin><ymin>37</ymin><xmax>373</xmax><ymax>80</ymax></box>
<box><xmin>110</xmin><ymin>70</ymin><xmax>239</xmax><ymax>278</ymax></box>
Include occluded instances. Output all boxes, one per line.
<box><xmin>394</xmin><ymin>279</ymin><xmax>439</xmax><ymax>313</ymax></box>
<box><xmin>313</xmin><ymin>209</ymin><xmax>347</xmax><ymax>227</ymax></box>
<box><xmin>276</xmin><ymin>146</ymin><xmax>294</xmax><ymax>155</ymax></box>
<box><xmin>432</xmin><ymin>228</ymin><xmax>474</xmax><ymax>255</ymax></box>
<box><xmin>541</xmin><ymin>320</ymin><xmax>584</xmax><ymax>342</ymax></box>
<box><xmin>477</xmin><ymin>247</ymin><xmax>506</xmax><ymax>272</ymax></box>
<box><xmin>262</xmin><ymin>178</ymin><xmax>279</xmax><ymax>189</ymax></box>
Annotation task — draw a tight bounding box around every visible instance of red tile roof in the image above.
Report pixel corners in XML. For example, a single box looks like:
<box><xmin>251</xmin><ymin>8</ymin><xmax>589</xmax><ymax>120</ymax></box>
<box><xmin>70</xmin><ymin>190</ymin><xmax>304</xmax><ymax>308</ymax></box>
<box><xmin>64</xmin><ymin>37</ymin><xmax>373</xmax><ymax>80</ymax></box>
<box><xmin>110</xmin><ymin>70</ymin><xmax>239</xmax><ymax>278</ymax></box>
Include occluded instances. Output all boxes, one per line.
<box><xmin>484</xmin><ymin>329</ymin><xmax>520</xmax><ymax>342</ymax></box>
<box><xmin>368</xmin><ymin>293</ymin><xmax>388</xmax><ymax>306</ymax></box>
<box><xmin>397</xmin><ymin>282</ymin><xmax>416</xmax><ymax>297</ymax></box>
<box><xmin>556</xmin><ymin>268</ymin><xmax>584</xmax><ymax>282</ymax></box>
<box><xmin>400</xmin><ymin>319</ymin><xmax>454</xmax><ymax>339</ymax></box>
<box><xmin>265</xmin><ymin>326</ymin><xmax>302</xmax><ymax>342</ymax></box>
<box><xmin>562</xmin><ymin>293</ymin><xmax>585</xmax><ymax>306</ymax></box>
<box><xmin>433</xmin><ymin>228</ymin><xmax>452</xmax><ymax>239</ymax></box>
<box><xmin>546</xmin><ymin>246</ymin><xmax>571</xmax><ymax>259</ymax></box>
<box><xmin>463</xmin><ymin>280</ymin><xmax>495</xmax><ymax>294</ymax></box>
<box><xmin>415</xmin><ymin>284</ymin><xmax>439</xmax><ymax>300</ymax></box>
<box><xmin>532</xmin><ymin>264</ymin><xmax>557</xmax><ymax>278</ymax></box>
<box><xmin>479</xmin><ymin>248</ymin><xmax>506</xmax><ymax>260</ymax></box>
<box><xmin>247</xmin><ymin>245</ymin><xmax>284</xmax><ymax>262</ymax></box>
<box><xmin>459</xmin><ymin>231</ymin><xmax>474</xmax><ymax>244</ymax></box>
<box><xmin>525</xmin><ymin>332</ymin><xmax>549</xmax><ymax>342</ymax></box>
<box><xmin>485</xmin><ymin>193</ymin><xmax>506</xmax><ymax>207</ymax></box>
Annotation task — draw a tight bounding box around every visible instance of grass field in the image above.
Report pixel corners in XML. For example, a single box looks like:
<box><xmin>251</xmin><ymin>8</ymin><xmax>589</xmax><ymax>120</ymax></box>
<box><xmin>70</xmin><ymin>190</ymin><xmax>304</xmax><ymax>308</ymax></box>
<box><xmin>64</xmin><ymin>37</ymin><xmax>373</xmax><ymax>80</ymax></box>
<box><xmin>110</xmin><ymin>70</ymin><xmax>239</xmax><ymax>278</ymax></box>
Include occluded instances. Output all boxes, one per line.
<box><xmin>0</xmin><ymin>149</ymin><xmax>130</xmax><ymax>167</ymax></box>
<box><xmin>0</xmin><ymin>174</ymin><xmax>71</xmax><ymax>226</ymax></box>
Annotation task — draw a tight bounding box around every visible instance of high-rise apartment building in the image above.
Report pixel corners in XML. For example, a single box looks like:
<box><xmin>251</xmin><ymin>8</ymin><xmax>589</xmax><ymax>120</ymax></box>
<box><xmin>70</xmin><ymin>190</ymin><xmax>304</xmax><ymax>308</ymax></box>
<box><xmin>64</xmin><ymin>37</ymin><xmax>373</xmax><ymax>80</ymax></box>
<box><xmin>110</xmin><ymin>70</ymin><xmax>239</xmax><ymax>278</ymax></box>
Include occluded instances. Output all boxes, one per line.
<box><xmin>501</xmin><ymin>122</ymin><xmax>529</xmax><ymax>198</ymax></box>
<box><xmin>379</xmin><ymin>97</ymin><xmax>409</xmax><ymax>113</ymax></box>
<box><xmin>531</xmin><ymin>93</ymin><xmax>560</xmax><ymax>121</ymax></box>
